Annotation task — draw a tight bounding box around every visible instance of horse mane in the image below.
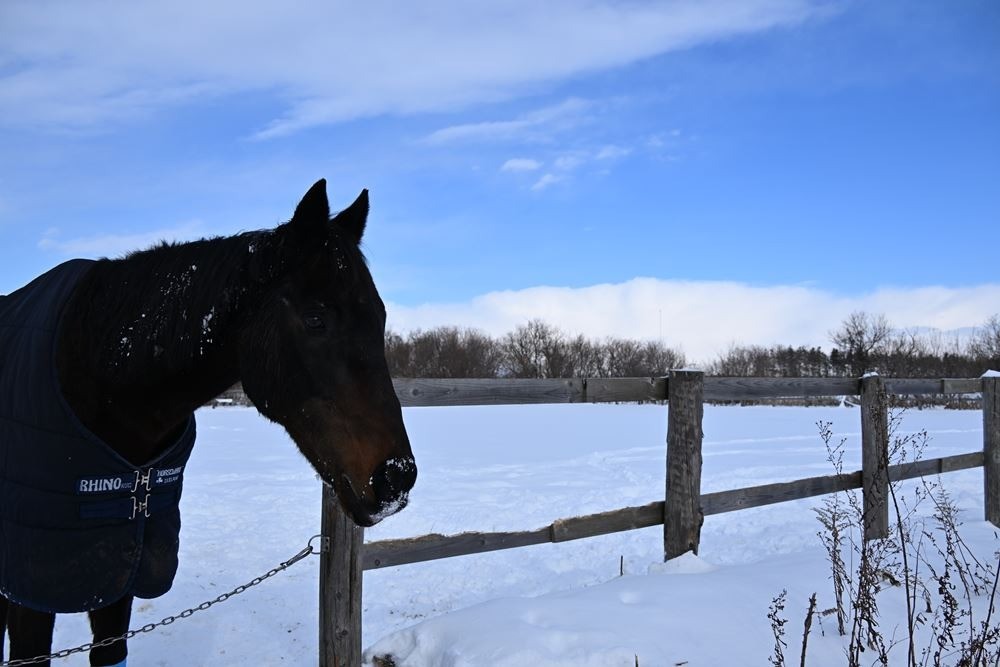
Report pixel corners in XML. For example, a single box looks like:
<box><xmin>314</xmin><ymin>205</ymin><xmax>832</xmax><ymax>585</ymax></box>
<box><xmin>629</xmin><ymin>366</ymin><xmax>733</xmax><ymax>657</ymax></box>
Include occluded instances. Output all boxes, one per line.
<box><xmin>64</xmin><ymin>207</ymin><xmax>373</xmax><ymax>390</ymax></box>
<box><xmin>68</xmin><ymin>229</ymin><xmax>284</xmax><ymax>383</ymax></box>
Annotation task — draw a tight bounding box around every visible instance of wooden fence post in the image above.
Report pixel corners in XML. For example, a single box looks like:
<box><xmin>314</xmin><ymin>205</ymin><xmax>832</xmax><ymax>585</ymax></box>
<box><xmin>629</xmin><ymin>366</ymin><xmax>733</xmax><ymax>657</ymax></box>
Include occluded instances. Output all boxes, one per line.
<box><xmin>320</xmin><ymin>483</ymin><xmax>364</xmax><ymax>667</ymax></box>
<box><xmin>664</xmin><ymin>369</ymin><xmax>705</xmax><ymax>560</ymax></box>
<box><xmin>860</xmin><ymin>375</ymin><xmax>890</xmax><ymax>540</ymax></box>
<box><xmin>984</xmin><ymin>377</ymin><xmax>1000</xmax><ymax>527</ymax></box>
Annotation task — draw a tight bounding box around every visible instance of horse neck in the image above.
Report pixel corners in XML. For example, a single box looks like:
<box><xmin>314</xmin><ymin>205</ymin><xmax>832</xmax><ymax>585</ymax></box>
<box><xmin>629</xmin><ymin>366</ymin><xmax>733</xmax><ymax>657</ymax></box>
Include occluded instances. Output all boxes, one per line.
<box><xmin>57</xmin><ymin>232</ymin><xmax>276</xmax><ymax>464</ymax></box>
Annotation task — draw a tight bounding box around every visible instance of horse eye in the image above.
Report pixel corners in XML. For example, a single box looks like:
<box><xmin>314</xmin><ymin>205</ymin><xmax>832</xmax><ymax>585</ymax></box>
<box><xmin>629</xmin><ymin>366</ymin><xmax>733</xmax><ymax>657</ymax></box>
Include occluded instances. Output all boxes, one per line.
<box><xmin>303</xmin><ymin>314</ymin><xmax>325</xmax><ymax>330</ymax></box>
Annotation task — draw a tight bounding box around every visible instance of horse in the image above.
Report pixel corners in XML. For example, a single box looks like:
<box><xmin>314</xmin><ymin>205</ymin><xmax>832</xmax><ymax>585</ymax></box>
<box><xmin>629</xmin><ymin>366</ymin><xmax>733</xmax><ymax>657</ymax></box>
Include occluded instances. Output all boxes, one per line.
<box><xmin>0</xmin><ymin>179</ymin><xmax>416</xmax><ymax>666</ymax></box>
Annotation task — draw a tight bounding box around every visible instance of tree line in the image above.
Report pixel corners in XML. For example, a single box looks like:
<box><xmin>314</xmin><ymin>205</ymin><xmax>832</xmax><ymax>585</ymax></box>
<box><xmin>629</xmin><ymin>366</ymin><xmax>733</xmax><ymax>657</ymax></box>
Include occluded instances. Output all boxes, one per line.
<box><xmin>385</xmin><ymin>319</ymin><xmax>685</xmax><ymax>378</ymax></box>
<box><xmin>384</xmin><ymin>313</ymin><xmax>1000</xmax><ymax>379</ymax></box>
<box><xmin>708</xmin><ymin>312</ymin><xmax>1000</xmax><ymax>379</ymax></box>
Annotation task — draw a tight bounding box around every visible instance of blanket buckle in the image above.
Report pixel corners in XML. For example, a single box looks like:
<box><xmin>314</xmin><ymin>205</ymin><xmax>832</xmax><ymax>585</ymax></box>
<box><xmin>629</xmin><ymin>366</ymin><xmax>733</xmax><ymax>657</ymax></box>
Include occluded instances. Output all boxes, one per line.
<box><xmin>132</xmin><ymin>469</ymin><xmax>152</xmax><ymax>493</ymax></box>
<box><xmin>131</xmin><ymin>494</ymin><xmax>151</xmax><ymax>520</ymax></box>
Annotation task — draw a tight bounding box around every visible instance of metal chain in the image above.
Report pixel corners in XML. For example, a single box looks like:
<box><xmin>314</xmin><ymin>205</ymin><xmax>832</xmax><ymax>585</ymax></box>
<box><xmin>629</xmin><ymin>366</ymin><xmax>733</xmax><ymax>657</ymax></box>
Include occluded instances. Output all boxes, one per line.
<box><xmin>1</xmin><ymin>536</ymin><xmax>324</xmax><ymax>666</ymax></box>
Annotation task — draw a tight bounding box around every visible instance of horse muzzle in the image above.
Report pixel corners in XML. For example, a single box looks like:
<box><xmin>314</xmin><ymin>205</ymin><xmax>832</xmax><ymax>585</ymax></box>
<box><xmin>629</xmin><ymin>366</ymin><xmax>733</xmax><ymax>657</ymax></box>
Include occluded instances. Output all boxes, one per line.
<box><xmin>336</xmin><ymin>456</ymin><xmax>417</xmax><ymax>527</ymax></box>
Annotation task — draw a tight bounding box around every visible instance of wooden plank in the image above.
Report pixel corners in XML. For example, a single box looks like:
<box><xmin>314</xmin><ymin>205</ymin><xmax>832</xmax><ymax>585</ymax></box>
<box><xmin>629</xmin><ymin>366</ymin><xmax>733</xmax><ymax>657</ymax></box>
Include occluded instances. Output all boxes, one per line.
<box><xmin>664</xmin><ymin>370</ymin><xmax>705</xmax><ymax>559</ymax></box>
<box><xmin>985</xmin><ymin>378</ymin><xmax>1000</xmax><ymax>527</ymax></box>
<box><xmin>222</xmin><ymin>377</ymin><xmax>985</xmax><ymax>408</ymax></box>
<box><xmin>551</xmin><ymin>501</ymin><xmax>664</xmax><ymax>542</ymax></box>
<box><xmin>392</xmin><ymin>378</ymin><xmax>584</xmax><ymax>407</ymax></box>
<box><xmin>702</xmin><ymin>472</ymin><xmax>862</xmax><ymax>515</ymax></box>
<box><xmin>944</xmin><ymin>378</ymin><xmax>983</xmax><ymax>395</ymax></box>
<box><xmin>937</xmin><ymin>451</ymin><xmax>985</xmax><ymax>474</ymax></box>
<box><xmin>363</xmin><ymin>503</ymin><xmax>665</xmax><ymax>571</ymax></box>
<box><xmin>363</xmin><ymin>527</ymin><xmax>551</xmax><ymax>570</ymax></box>
<box><xmin>700</xmin><ymin>452</ymin><xmax>981</xmax><ymax>515</ymax></box>
<box><xmin>704</xmin><ymin>377</ymin><xmax>859</xmax><ymax>400</ymax></box>
<box><xmin>885</xmin><ymin>378</ymin><xmax>941</xmax><ymax>395</ymax></box>
<box><xmin>319</xmin><ymin>484</ymin><xmax>364</xmax><ymax>667</ymax></box>
<box><xmin>888</xmin><ymin>452</ymin><xmax>983</xmax><ymax>482</ymax></box>
<box><xmin>360</xmin><ymin>452</ymin><xmax>982</xmax><ymax>570</ymax></box>
<box><xmin>585</xmin><ymin>377</ymin><xmax>667</xmax><ymax>403</ymax></box>
<box><xmin>861</xmin><ymin>375</ymin><xmax>890</xmax><ymax>540</ymax></box>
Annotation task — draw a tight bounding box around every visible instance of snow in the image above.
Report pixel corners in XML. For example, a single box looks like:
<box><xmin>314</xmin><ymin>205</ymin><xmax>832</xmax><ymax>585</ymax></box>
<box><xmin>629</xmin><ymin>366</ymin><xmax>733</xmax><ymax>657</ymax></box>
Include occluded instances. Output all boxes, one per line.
<box><xmin>370</xmin><ymin>495</ymin><xmax>409</xmax><ymax>525</ymax></box>
<box><xmin>983</xmin><ymin>369</ymin><xmax>1000</xmax><ymax>377</ymax></box>
<box><xmin>201</xmin><ymin>308</ymin><xmax>215</xmax><ymax>334</ymax></box>
<box><xmin>366</xmin><ymin>551</ymin><xmax>822</xmax><ymax>666</ymax></box>
<box><xmin>36</xmin><ymin>404</ymin><xmax>993</xmax><ymax>665</ymax></box>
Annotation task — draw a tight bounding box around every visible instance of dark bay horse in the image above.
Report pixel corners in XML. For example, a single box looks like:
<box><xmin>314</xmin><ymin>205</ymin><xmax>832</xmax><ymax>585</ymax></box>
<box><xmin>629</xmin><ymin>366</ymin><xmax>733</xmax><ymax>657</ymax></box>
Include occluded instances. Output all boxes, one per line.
<box><xmin>0</xmin><ymin>180</ymin><xmax>416</xmax><ymax>666</ymax></box>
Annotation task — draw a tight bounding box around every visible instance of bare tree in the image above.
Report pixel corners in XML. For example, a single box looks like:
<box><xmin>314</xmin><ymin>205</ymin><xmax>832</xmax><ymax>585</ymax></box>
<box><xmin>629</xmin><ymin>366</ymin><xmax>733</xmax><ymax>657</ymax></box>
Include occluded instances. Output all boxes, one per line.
<box><xmin>384</xmin><ymin>329</ymin><xmax>413</xmax><ymax>376</ymax></box>
<box><xmin>385</xmin><ymin>327</ymin><xmax>502</xmax><ymax>377</ymax></box>
<box><xmin>639</xmin><ymin>340</ymin><xmax>685</xmax><ymax>375</ymax></box>
<box><xmin>387</xmin><ymin>312</ymin><xmax>1000</xmax><ymax>383</ymax></box>
<box><xmin>502</xmin><ymin>320</ymin><xmax>568</xmax><ymax>378</ymax></box>
<box><xmin>970</xmin><ymin>314</ymin><xmax>1000</xmax><ymax>369</ymax></box>
<box><xmin>830</xmin><ymin>311</ymin><xmax>893</xmax><ymax>375</ymax></box>
<box><xmin>880</xmin><ymin>329</ymin><xmax>925</xmax><ymax>377</ymax></box>
<box><xmin>452</xmin><ymin>328</ymin><xmax>503</xmax><ymax>377</ymax></box>
<box><xmin>710</xmin><ymin>344</ymin><xmax>761</xmax><ymax>376</ymax></box>
<box><xmin>565</xmin><ymin>334</ymin><xmax>603</xmax><ymax>377</ymax></box>
<box><xmin>421</xmin><ymin>327</ymin><xmax>502</xmax><ymax>377</ymax></box>
<box><xmin>709</xmin><ymin>344</ymin><xmax>815</xmax><ymax>377</ymax></box>
<box><xmin>602</xmin><ymin>337</ymin><xmax>645</xmax><ymax>377</ymax></box>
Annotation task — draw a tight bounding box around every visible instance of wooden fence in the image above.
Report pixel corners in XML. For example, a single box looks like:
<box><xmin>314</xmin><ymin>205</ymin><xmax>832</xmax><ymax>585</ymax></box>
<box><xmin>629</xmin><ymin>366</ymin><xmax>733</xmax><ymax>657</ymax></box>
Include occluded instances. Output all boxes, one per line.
<box><xmin>314</xmin><ymin>373</ymin><xmax>1000</xmax><ymax>666</ymax></box>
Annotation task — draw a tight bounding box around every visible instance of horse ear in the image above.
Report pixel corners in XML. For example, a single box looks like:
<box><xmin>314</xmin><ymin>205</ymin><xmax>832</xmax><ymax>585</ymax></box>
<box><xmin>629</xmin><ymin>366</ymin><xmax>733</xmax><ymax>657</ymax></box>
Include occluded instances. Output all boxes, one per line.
<box><xmin>290</xmin><ymin>179</ymin><xmax>330</xmax><ymax>236</ymax></box>
<box><xmin>333</xmin><ymin>189</ymin><xmax>369</xmax><ymax>245</ymax></box>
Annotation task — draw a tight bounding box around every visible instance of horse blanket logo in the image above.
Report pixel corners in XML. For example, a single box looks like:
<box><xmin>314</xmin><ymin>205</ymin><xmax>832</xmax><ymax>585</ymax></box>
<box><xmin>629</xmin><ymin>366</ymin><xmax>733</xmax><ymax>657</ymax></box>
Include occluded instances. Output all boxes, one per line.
<box><xmin>0</xmin><ymin>259</ymin><xmax>196</xmax><ymax>613</ymax></box>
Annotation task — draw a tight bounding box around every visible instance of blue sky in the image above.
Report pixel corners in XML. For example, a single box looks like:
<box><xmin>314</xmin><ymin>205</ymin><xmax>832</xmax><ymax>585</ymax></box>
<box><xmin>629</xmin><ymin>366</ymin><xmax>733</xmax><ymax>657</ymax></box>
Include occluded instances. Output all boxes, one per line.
<box><xmin>1</xmin><ymin>1</ymin><xmax>998</xmax><ymax>361</ymax></box>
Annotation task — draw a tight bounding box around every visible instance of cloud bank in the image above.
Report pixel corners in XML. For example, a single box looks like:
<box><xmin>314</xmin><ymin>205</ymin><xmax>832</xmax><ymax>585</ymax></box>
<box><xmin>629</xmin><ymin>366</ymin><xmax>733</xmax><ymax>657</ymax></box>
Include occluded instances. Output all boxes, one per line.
<box><xmin>386</xmin><ymin>278</ymin><xmax>1000</xmax><ymax>363</ymax></box>
<box><xmin>0</xmin><ymin>0</ymin><xmax>827</xmax><ymax>135</ymax></box>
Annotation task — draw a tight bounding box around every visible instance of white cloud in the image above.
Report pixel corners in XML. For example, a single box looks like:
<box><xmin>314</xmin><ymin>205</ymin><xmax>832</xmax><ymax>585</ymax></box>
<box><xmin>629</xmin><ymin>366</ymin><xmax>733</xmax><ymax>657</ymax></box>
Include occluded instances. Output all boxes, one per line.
<box><xmin>0</xmin><ymin>0</ymin><xmax>827</xmax><ymax>135</ymax></box>
<box><xmin>386</xmin><ymin>278</ymin><xmax>1000</xmax><ymax>364</ymax></box>
<box><xmin>595</xmin><ymin>144</ymin><xmax>632</xmax><ymax>160</ymax></box>
<box><xmin>553</xmin><ymin>153</ymin><xmax>588</xmax><ymax>171</ymax></box>
<box><xmin>424</xmin><ymin>98</ymin><xmax>595</xmax><ymax>145</ymax></box>
<box><xmin>646</xmin><ymin>130</ymin><xmax>683</xmax><ymax>150</ymax></box>
<box><xmin>531</xmin><ymin>173</ymin><xmax>562</xmax><ymax>191</ymax></box>
<box><xmin>501</xmin><ymin>158</ymin><xmax>543</xmax><ymax>172</ymax></box>
<box><xmin>514</xmin><ymin>144</ymin><xmax>632</xmax><ymax>190</ymax></box>
<box><xmin>38</xmin><ymin>221</ymin><xmax>206</xmax><ymax>257</ymax></box>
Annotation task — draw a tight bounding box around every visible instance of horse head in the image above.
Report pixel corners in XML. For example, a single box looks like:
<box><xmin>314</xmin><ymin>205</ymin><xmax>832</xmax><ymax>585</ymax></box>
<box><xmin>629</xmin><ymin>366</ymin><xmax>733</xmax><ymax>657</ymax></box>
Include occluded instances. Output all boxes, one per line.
<box><xmin>238</xmin><ymin>180</ymin><xmax>415</xmax><ymax>527</ymax></box>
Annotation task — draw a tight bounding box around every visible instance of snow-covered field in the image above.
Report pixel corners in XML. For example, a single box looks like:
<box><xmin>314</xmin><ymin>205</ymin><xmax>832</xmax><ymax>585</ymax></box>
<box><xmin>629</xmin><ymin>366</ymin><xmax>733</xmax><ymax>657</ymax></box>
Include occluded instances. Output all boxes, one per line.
<box><xmin>42</xmin><ymin>403</ymin><xmax>992</xmax><ymax>665</ymax></box>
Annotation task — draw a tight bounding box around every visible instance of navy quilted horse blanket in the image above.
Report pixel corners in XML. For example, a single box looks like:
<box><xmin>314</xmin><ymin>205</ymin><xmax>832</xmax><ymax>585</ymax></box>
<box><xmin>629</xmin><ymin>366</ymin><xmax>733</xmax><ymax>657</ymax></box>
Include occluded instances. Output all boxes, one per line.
<box><xmin>0</xmin><ymin>259</ymin><xmax>196</xmax><ymax>613</ymax></box>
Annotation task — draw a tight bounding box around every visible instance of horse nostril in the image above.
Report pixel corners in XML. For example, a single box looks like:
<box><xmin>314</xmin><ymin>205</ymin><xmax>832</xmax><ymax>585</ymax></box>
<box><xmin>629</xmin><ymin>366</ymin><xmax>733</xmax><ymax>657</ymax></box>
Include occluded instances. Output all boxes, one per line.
<box><xmin>370</xmin><ymin>457</ymin><xmax>417</xmax><ymax>505</ymax></box>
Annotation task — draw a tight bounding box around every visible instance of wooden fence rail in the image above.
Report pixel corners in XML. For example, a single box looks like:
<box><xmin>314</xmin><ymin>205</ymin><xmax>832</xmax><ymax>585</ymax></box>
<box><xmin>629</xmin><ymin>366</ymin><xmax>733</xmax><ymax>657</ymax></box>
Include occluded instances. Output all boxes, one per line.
<box><xmin>312</xmin><ymin>374</ymin><xmax>997</xmax><ymax>666</ymax></box>
<box><xmin>362</xmin><ymin>450</ymin><xmax>986</xmax><ymax>571</ymax></box>
<box><xmin>387</xmin><ymin>375</ymin><xmax>984</xmax><ymax>406</ymax></box>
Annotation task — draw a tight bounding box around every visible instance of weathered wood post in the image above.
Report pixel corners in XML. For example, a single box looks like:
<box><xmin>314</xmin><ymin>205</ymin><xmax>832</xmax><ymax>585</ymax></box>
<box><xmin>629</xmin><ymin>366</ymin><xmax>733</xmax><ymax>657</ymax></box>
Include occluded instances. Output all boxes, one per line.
<box><xmin>664</xmin><ymin>369</ymin><xmax>705</xmax><ymax>560</ymax></box>
<box><xmin>320</xmin><ymin>483</ymin><xmax>365</xmax><ymax>667</ymax></box>
<box><xmin>984</xmin><ymin>376</ymin><xmax>1000</xmax><ymax>527</ymax></box>
<box><xmin>860</xmin><ymin>375</ymin><xmax>889</xmax><ymax>540</ymax></box>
